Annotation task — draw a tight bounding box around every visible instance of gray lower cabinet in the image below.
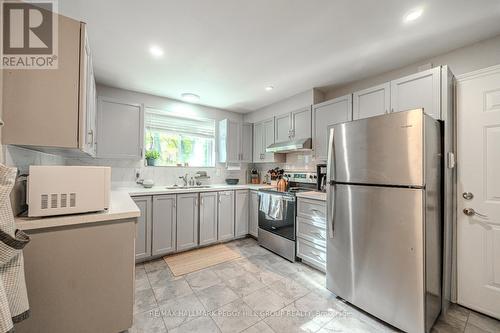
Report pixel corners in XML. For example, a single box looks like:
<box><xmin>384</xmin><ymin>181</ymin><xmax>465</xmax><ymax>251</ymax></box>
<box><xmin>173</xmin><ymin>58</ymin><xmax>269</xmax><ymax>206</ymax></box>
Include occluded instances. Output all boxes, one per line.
<box><xmin>199</xmin><ymin>192</ymin><xmax>218</xmax><ymax>246</ymax></box>
<box><xmin>249</xmin><ymin>190</ymin><xmax>259</xmax><ymax>237</ymax></box>
<box><xmin>152</xmin><ymin>195</ymin><xmax>177</xmax><ymax>256</ymax></box>
<box><xmin>218</xmin><ymin>191</ymin><xmax>235</xmax><ymax>241</ymax></box>
<box><xmin>133</xmin><ymin>196</ymin><xmax>152</xmax><ymax>260</ymax></box>
<box><xmin>296</xmin><ymin>197</ymin><xmax>327</xmax><ymax>272</ymax></box>
<box><xmin>176</xmin><ymin>193</ymin><xmax>199</xmax><ymax>252</ymax></box>
<box><xmin>235</xmin><ymin>190</ymin><xmax>249</xmax><ymax>237</ymax></box>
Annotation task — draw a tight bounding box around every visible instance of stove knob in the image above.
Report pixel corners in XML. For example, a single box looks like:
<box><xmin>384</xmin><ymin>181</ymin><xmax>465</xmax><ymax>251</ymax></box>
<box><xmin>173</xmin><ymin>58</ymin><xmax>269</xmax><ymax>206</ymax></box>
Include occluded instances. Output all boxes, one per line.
<box><xmin>314</xmin><ymin>175</ymin><xmax>317</xmax><ymax>179</ymax></box>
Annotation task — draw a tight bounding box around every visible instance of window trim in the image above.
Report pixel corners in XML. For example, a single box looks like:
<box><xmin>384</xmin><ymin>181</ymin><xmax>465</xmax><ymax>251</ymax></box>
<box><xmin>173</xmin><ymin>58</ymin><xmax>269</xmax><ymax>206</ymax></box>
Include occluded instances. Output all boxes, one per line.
<box><xmin>143</xmin><ymin>106</ymin><xmax>217</xmax><ymax>168</ymax></box>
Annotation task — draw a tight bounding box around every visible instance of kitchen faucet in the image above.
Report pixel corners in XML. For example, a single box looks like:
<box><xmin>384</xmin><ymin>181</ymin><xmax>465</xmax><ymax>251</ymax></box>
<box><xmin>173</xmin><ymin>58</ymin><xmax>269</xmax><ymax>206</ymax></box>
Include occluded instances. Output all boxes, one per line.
<box><xmin>179</xmin><ymin>174</ymin><xmax>189</xmax><ymax>187</ymax></box>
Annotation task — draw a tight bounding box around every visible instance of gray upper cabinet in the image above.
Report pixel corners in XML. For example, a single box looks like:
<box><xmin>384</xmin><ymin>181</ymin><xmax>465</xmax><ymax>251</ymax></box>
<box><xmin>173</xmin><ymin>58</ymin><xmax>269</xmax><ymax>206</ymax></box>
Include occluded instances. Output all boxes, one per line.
<box><xmin>199</xmin><ymin>192</ymin><xmax>218</xmax><ymax>246</ymax></box>
<box><xmin>275</xmin><ymin>107</ymin><xmax>312</xmax><ymax>142</ymax></box>
<box><xmin>253</xmin><ymin>118</ymin><xmax>284</xmax><ymax>163</ymax></box>
<box><xmin>176</xmin><ymin>193</ymin><xmax>199</xmax><ymax>252</ymax></box>
<box><xmin>353</xmin><ymin>82</ymin><xmax>391</xmax><ymax>120</ymax></box>
<box><xmin>241</xmin><ymin>123</ymin><xmax>253</xmax><ymax>162</ymax></box>
<box><xmin>133</xmin><ymin>196</ymin><xmax>152</xmax><ymax>261</ymax></box>
<box><xmin>235</xmin><ymin>190</ymin><xmax>249</xmax><ymax>238</ymax></box>
<box><xmin>390</xmin><ymin>67</ymin><xmax>441</xmax><ymax>119</ymax></box>
<box><xmin>313</xmin><ymin>95</ymin><xmax>353</xmax><ymax>161</ymax></box>
<box><xmin>249</xmin><ymin>191</ymin><xmax>259</xmax><ymax>237</ymax></box>
<box><xmin>253</xmin><ymin>122</ymin><xmax>264</xmax><ymax>162</ymax></box>
<box><xmin>219</xmin><ymin>119</ymin><xmax>252</xmax><ymax>163</ymax></box>
<box><xmin>291</xmin><ymin>107</ymin><xmax>312</xmax><ymax>140</ymax></box>
<box><xmin>353</xmin><ymin>67</ymin><xmax>443</xmax><ymax>121</ymax></box>
<box><xmin>96</xmin><ymin>97</ymin><xmax>144</xmax><ymax>159</ymax></box>
<box><xmin>263</xmin><ymin>118</ymin><xmax>281</xmax><ymax>162</ymax></box>
<box><xmin>275</xmin><ymin>113</ymin><xmax>291</xmax><ymax>143</ymax></box>
<box><xmin>218</xmin><ymin>191</ymin><xmax>235</xmax><ymax>241</ymax></box>
<box><xmin>152</xmin><ymin>195</ymin><xmax>177</xmax><ymax>256</ymax></box>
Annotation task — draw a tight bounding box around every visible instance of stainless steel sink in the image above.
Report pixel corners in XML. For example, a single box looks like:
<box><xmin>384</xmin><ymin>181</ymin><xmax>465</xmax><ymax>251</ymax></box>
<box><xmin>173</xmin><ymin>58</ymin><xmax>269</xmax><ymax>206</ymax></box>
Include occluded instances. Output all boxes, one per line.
<box><xmin>165</xmin><ymin>185</ymin><xmax>211</xmax><ymax>189</ymax></box>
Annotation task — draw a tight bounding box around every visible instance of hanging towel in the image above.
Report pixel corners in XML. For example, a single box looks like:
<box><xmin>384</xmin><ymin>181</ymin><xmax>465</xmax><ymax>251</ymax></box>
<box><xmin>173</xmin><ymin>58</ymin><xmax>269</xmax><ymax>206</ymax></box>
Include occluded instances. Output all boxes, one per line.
<box><xmin>259</xmin><ymin>192</ymin><xmax>270</xmax><ymax>214</ymax></box>
<box><xmin>0</xmin><ymin>165</ymin><xmax>30</xmax><ymax>332</ymax></box>
<box><xmin>268</xmin><ymin>194</ymin><xmax>283</xmax><ymax>220</ymax></box>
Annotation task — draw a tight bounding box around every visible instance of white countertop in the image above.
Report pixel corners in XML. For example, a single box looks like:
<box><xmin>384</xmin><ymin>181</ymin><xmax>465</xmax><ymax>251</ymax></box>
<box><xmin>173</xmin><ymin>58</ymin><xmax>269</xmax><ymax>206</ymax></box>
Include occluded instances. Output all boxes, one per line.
<box><xmin>16</xmin><ymin>191</ymin><xmax>141</xmax><ymax>231</ymax></box>
<box><xmin>119</xmin><ymin>183</ymin><xmax>274</xmax><ymax>196</ymax></box>
<box><xmin>15</xmin><ymin>183</ymin><xmax>274</xmax><ymax>231</ymax></box>
<box><xmin>296</xmin><ymin>191</ymin><xmax>327</xmax><ymax>201</ymax></box>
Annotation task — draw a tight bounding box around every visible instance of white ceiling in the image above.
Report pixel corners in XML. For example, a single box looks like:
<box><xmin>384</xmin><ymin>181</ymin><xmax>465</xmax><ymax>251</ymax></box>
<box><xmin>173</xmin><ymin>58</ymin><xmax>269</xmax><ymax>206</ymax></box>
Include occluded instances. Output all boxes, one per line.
<box><xmin>59</xmin><ymin>0</ymin><xmax>500</xmax><ymax>113</ymax></box>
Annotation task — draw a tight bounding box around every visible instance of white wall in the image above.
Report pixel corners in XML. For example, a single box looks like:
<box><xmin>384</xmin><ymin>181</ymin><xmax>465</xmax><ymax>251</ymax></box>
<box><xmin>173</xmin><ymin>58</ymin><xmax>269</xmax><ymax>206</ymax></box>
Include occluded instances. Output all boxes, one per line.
<box><xmin>322</xmin><ymin>34</ymin><xmax>500</xmax><ymax>100</ymax></box>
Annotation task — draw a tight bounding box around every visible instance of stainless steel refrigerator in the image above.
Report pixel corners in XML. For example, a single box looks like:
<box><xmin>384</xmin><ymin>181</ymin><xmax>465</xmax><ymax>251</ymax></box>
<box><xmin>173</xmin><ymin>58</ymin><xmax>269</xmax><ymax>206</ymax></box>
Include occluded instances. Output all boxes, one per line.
<box><xmin>326</xmin><ymin>109</ymin><xmax>442</xmax><ymax>333</ymax></box>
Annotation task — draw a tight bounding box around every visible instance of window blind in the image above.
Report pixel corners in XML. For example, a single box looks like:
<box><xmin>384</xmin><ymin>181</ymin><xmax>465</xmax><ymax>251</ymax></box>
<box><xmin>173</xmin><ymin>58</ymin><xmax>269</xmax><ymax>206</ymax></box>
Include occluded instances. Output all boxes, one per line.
<box><xmin>145</xmin><ymin>107</ymin><xmax>215</xmax><ymax>138</ymax></box>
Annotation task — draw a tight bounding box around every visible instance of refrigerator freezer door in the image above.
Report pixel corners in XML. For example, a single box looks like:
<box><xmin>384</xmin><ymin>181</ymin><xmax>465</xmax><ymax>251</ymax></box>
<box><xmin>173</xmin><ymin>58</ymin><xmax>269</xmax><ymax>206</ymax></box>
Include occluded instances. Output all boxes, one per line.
<box><xmin>326</xmin><ymin>184</ymin><xmax>426</xmax><ymax>333</ymax></box>
<box><xmin>328</xmin><ymin>109</ymin><xmax>427</xmax><ymax>187</ymax></box>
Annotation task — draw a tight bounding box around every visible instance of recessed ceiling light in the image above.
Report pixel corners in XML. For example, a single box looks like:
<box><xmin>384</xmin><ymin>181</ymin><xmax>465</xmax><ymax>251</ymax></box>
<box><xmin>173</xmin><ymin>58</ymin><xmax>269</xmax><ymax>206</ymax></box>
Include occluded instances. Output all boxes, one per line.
<box><xmin>404</xmin><ymin>8</ymin><xmax>423</xmax><ymax>23</ymax></box>
<box><xmin>149</xmin><ymin>45</ymin><xmax>164</xmax><ymax>58</ymax></box>
<box><xmin>181</xmin><ymin>93</ymin><xmax>200</xmax><ymax>103</ymax></box>
<box><xmin>265</xmin><ymin>86</ymin><xmax>274</xmax><ymax>91</ymax></box>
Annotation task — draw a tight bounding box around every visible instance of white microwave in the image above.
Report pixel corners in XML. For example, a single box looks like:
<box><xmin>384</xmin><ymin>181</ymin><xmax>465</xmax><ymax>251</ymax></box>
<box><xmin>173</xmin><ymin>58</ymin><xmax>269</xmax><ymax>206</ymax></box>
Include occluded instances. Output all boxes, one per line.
<box><xmin>27</xmin><ymin>166</ymin><xmax>111</xmax><ymax>217</ymax></box>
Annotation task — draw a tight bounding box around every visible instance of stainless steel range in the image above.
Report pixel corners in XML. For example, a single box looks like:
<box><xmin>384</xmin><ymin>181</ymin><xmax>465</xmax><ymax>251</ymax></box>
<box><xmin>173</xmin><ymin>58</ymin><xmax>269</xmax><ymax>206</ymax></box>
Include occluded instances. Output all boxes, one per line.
<box><xmin>257</xmin><ymin>171</ymin><xmax>317</xmax><ymax>261</ymax></box>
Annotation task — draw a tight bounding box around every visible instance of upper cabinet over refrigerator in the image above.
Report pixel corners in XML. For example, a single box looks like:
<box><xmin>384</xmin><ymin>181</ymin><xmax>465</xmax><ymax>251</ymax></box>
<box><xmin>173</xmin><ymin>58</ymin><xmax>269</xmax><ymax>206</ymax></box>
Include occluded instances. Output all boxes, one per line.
<box><xmin>2</xmin><ymin>15</ymin><xmax>97</xmax><ymax>157</ymax></box>
<box><xmin>353</xmin><ymin>67</ymin><xmax>442</xmax><ymax>121</ymax></box>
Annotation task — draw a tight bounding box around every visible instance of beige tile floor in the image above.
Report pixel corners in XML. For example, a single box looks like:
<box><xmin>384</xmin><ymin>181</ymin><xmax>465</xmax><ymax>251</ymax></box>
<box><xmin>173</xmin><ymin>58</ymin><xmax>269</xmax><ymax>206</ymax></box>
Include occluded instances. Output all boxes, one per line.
<box><xmin>127</xmin><ymin>238</ymin><xmax>500</xmax><ymax>333</ymax></box>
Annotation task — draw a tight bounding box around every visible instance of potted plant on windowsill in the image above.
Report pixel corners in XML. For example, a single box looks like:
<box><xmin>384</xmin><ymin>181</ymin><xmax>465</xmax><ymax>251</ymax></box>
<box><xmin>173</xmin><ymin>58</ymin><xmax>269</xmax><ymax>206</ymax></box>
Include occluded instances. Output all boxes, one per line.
<box><xmin>145</xmin><ymin>150</ymin><xmax>160</xmax><ymax>166</ymax></box>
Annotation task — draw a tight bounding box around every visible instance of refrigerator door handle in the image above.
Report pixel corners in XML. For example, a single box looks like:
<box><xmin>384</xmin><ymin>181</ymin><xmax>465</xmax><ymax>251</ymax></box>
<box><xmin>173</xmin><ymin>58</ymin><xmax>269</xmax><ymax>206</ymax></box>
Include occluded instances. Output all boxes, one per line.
<box><xmin>327</xmin><ymin>183</ymin><xmax>335</xmax><ymax>238</ymax></box>
<box><xmin>326</xmin><ymin>127</ymin><xmax>335</xmax><ymax>183</ymax></box>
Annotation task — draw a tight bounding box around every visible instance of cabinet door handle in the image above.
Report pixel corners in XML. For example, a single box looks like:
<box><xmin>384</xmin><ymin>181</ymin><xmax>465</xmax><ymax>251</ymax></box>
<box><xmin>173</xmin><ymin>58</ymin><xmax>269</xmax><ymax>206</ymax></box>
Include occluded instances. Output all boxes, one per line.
<box><xmin>88</xmin><ymin>129</ymin><xmax>94</xmax><ymax>146</ymax></box>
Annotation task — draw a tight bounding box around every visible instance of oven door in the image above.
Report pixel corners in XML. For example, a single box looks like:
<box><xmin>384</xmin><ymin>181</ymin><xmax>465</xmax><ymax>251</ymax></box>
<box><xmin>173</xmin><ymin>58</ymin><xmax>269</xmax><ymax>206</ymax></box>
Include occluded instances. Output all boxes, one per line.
<box><xmin>258</xmin><ymin>192</ymin><xmax>296</xmax><ymax>241</ymax></box>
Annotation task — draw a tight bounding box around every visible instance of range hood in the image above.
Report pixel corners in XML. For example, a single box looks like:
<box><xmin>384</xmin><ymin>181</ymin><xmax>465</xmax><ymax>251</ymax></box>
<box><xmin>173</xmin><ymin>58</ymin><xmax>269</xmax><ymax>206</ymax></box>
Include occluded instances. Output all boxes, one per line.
<box><xmin>266</xmin><ymin>138</ymin><xmax>312</xmax><ymax>153</ymax></box>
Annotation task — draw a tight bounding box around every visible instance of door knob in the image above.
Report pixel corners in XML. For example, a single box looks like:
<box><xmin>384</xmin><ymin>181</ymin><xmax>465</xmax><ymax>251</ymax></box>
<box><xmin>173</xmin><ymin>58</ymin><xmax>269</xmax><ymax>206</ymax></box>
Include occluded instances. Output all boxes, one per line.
<box><xmin>462</xmin><ymin>192</ymin><xmax>474</xmax><ymax>200</ymax></box>
<box><xmin>463</xmin><ymin>208</ymin><xmax>488</xmax><ymax>218</ymax></box>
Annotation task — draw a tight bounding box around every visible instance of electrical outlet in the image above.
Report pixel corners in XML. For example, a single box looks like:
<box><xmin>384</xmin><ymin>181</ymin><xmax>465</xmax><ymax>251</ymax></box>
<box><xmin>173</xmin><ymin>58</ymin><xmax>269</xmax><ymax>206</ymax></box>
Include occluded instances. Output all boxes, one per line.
<box><xmin>135</xmin><ymin>168</ymin><xmax>141</xmax><ymax>179</ymax></box>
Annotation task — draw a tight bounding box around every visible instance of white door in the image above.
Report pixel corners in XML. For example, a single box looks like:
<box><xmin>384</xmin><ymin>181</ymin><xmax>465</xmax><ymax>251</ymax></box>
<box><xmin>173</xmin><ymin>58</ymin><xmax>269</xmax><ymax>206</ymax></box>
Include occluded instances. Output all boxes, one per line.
<box><xmin>353</xmin><ymin>82</ymin><xmax>390</xmax><ymax>120</ymax></box>
<box><xmin>253</xmin><ymin>122</ymin><xmax>263</xmax><ymax>162</ymax></box>
<box><xmin>275</xmin><ymin>113</ymin><xmax>291</xmax><ymax>143</ymax></box>
<box><xmin>235</xmin><ymin>190</ymin><xmax>249</xmax><ymax>237</ymax></box>
<box><xmin>457</xmin><ymin>65</ymin><xmax>500</xmax><ymax>319</ymax></box>
<box><xmin>152</xmin><ymin>195</ymin><xmax>176</xmax><ymax>256</ymax></box>
<box><xmin>313</xmin><ymin>95</ymin><xmax>353</xmax><ymax>161</ymax></box>
<box><xmin>199</xmin><ymin>192</ymin><xmax>218</xmax><ymax>246</ymax></box>
<box><xmin>291</xmin><ymin>107</ymin><xmax>312</xmax><ymax>140</ymax></box>
<box><xmin>218</xmin><ymin>191</ymin><xmax>235</xmax><ymax>241</ymax></box>
<box><xmin>391</xmin><ymin>67</ymin><xmax>441</xmax><ymax>120</ymax></box>
<box><xmin>241</xmin><ymin>123</ymin><xmax>253</xmax><ymax>162</ymax></box>
<box><xmin>249</xmin><ymin>191</ymin><xmax>259</xmax><ymax>237</ymax></box>
<box><xmin>176</xmin><ymin>193</ymin><xmax>199</xmax><ymax>251</ymax></box>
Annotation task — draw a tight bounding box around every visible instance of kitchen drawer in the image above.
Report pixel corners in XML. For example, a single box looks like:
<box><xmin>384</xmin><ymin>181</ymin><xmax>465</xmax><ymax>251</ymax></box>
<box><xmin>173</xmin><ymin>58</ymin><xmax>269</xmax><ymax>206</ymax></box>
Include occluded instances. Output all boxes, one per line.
<box><xmin>297</xmin><ymin>198</ymin><xmax>326</xmax><ymax>224</ymax></box>
<box><xmin>297</xmin><ymin>238</ymin><xmax>326</xmax><ymax>272</ymax></box>
<box><xmin>296</xmin><ymin>216</ymin><xmax>326</xmax><ymax>247</ymax></box>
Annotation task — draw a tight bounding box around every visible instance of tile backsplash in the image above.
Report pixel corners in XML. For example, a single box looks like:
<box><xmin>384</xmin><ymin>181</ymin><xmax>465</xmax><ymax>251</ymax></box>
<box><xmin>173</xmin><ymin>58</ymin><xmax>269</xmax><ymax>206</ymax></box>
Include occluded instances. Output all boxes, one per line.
<box><xmin>3</xmin><ymin>146</ymin><xmax>321</xmax><ymax>188</ymax></box>
<box><xmin>3</xmin><ymin>146</ymin><xmax>247</xmax><ymax>188</ymax></box>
